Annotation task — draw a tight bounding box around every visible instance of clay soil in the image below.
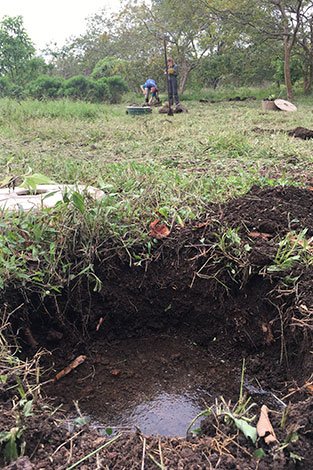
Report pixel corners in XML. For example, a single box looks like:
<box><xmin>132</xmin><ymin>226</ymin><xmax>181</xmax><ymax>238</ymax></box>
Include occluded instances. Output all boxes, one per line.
<box><xmin>2</xmin><ymin>186</ymin><xmax>313</xmax><ymax>469</ymax></box>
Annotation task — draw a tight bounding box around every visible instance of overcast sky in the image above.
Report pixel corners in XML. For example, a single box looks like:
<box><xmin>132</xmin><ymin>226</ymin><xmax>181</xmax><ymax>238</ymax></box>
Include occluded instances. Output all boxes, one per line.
<box><xmin>0</xmin><ymin>1</ymin><xmax>122</xmax><ymax>51</ymax></box>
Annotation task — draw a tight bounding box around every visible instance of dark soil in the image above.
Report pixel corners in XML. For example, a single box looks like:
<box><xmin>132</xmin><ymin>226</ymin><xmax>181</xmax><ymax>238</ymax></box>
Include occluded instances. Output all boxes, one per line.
<box><xmin>2</xmin><ymin>186</ymin><xmax>313</xmax><ymax>469</ymax></box>
<box><xmin>288</xmin><ymin>127</ymin><xmax>313</xmax><ymax>140</ymax></box>
<box><xmin>252</xmin><ymin>126</ymin><xmax>313</xmax><ymax>140</ymax></box>
<box><xmin>251</xmin><ymin>127</ymin><xmax>286</xmax><ymax>135</ymax></box>
<box><xmin>200</xmin><ymin>96</ymin><xmax>257</xmax><ymax>104</ymax></box>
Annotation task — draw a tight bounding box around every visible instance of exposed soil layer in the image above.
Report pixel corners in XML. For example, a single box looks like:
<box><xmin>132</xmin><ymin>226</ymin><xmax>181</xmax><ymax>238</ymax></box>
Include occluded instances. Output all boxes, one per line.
<box><xmin>2</xmin><ymin>186</ymin><xmax>313</xmax><ymax>469</ymax></box>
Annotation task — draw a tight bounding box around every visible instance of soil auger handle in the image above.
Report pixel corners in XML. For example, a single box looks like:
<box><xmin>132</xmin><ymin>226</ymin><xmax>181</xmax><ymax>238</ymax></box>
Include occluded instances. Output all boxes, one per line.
<box><xmin>163</xmin><ymin>36</ymin><xmax>174</xmax><ymax>117</ymax></box>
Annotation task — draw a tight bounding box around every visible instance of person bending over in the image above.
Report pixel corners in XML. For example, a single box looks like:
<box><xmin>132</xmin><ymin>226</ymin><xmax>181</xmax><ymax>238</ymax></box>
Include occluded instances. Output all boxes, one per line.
<box><xmin>141</xmin><ymin>78</ymin><xmax>160</xmax><ymax>105</ymax></box>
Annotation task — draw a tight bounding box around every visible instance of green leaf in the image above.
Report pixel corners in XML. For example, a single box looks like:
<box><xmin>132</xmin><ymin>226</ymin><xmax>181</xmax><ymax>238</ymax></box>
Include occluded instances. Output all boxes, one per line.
<box><xmin>71</xmin><ymin>192</ymin><xmax>85</xmax><ymax>214</ymax></box>
<box><xmin>21</xmin><ymin>173</ymin><xmax>54</xmax><ymax>190</ymax></box>
<box><xmin>22</xmin><ymin>399</ymin><xmax>33</xmax><ymax>417</ymax></box>
<box><xmin>232</xmin><ymin>417</ymin><xmax>257</xmax><ymax>444</ymax></box>
<box><xmin>73</xmin><ymin>416</ymin><xmax>90</xmax><ymax>427</ymax></box>
<box><xmin>158</xmin><ymin>206</ymin><xmax>169</xmax><ymax>218</ymax></box>
<box><xmin>225</xmin><ymin>413</ymin><xmax>257</xmax><ymax>444</ymax></box>
<box><xmin>289</xmin><ymin>452</ymin><xmax>303</xmax><ymax>462</ymax></box>
<box><xmin>254</xmin><ymin>448</ymin><xmax>266</xmax><ymax>459</ymax></box>
<box><xmin>2</xmin><ymin>428</ymin><xmax>21</xmax><ymax>463</ymax></box>
<box><xmin>0</xmin><ymin>431</ymin><xmax>11</xmax><ymax>444</ymax></box>
<box><xmin>286</xmin><ymin>431</ymin><xmax>299</xmax><ymax>443</ymax></box>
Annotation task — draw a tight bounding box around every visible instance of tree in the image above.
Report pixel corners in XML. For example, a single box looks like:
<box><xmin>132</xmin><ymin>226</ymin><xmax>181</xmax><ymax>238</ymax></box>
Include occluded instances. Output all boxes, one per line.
<box><xmin>138</xmin><ymin>0</ymin><xmax>218</xmax><ymax>92</ymax></box>
<box><xmin>208</xmin><ymin>0</ymin><xmax>307</xmax><ymax>99</ymax></box>
<box><xmin>297</xmin><ymin>3</ymin><xmax>313</xmax><ymax>93</ymax></box>
<box><xmin>272</xmin><ymin>0</ymin><xmax>304</xmax><ymax>100</ymax></box>
<box><xmin>73</xmin><ymin>0</ymin><xmax>220</xmax><ymax>93</ymax></box>
<box><xmin>0</xmin><ymin>16</ymin><xmax>35</xmax><ymax>83</ymax></box>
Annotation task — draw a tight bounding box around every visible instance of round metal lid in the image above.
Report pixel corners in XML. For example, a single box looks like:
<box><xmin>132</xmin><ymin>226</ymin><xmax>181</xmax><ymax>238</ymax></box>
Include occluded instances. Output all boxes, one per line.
<box><xmin>274</xmin><ymin>99</ymin><xmax>297</xmax><ymax>112</ymax></box>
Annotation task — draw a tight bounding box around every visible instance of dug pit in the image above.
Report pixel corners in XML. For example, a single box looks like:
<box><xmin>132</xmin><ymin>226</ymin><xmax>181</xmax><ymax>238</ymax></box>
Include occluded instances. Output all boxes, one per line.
<box><xmin>49</xmin><ymin>334</ymin><xmax>242</xmax><ymax>437</ymax></box>
<box><xmin>5</xmin><ymin>186</ymin><xmax>313</xmax><ymax>469</ymax></box>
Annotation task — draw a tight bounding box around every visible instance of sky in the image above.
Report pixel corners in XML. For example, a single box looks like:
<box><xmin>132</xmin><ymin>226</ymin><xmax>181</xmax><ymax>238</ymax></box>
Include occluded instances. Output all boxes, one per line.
<box><xmin>0</xmin><ymin>1</ymin><xmax>123</xmax><ymax>52</ymax></box>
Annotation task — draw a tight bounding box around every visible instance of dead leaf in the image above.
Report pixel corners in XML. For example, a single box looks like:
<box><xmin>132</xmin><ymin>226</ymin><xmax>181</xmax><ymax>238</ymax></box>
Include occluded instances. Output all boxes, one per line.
<box><xmin>149</xmin><ymin>219</ymin><xmax>170</xmax><ymax>239</ymax></box>
<box><xmin>248</xmin><ymin>231</ymin><xmax>272</xmax><ymax>240</ymax></box>
<box><xmin>305</xmin><ymin>383</ymin><xmax>313</xmax><ymax>394</ymax></box>
<box><xmin>257</xmin><ymin>405</ymin><xmax>277</xmax><ymax>445</ymax></box>
<box><xmin>54</xmin><ymin>355</ymin><xmax>86</xmax><ymax>382</ymax></box>
<box><xmin>194</xmin><ymin>221</ymin><xmax>210</xmax><ymax>229</ymax></box>
<box><xmin>110</xmin><ymin>369</ymin><xmax>121</xmax><ymax>377</ymax></box>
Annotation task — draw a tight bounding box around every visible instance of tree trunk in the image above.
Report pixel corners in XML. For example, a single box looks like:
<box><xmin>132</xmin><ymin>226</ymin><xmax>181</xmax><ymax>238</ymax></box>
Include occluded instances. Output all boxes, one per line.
<box><xmin>284</xmin><ymin>40</ymin><xmax>293</xmax><ymax>100</ymax></box>
<box><xmin>178</xmin><ymin>62</ymin><xmax>191</xmax><ymax>94</ymax></box>
<box><xmin>304</xmin><ymin>54</ymin><xmax>313</xmax><ymax>94</ymax></box>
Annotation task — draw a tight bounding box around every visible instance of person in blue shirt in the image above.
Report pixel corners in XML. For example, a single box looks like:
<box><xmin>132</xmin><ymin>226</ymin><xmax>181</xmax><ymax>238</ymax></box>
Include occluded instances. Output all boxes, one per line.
<box><xmin>140</xmin><ymin>78</ymin><xmax>160</xmax><ymax>105</ymax></box>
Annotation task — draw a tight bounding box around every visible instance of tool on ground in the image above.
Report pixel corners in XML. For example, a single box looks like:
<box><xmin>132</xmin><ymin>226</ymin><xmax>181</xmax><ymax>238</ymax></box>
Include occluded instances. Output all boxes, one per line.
<box><xmin>163</xmin><ymin>35</ymin><xmax>173</xmax><ymax>116</ymax></box>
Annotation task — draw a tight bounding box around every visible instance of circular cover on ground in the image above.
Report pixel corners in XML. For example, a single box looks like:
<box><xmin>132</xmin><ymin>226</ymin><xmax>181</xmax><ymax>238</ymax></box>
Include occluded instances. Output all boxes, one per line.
<box><xmin>274</xmin><ymin>99</ymin><xmax>297</xmax><ymax>112</ymax></box>
<box><xmin>0</xmin><ymin>184</ymin><xmax>104</xmax><ymax>212</ymax></box>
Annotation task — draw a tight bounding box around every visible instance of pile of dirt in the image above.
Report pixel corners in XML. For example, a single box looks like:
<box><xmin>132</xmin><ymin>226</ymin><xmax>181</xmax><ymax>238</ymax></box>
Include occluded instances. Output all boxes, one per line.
<box><xmin>200</xmin><ymin>96</ymin><xmax>257</xmax><ymax>104</ymax></box>
<box><xmin>288</xmin><ymin>127</ymin><xmax>313</xmax><ymax>140</ymax></box>
<box><xmin>159</xmin><ymin>103</ymin><xmax>188</xmax><ymax>114</ymax></box>
<box><xmin>252</xmin><ymin>126</ymin><xmax>313</xmax><ymax>140</ymax></box>
<box><xmin>221</xmin><ymin>185</ymin><xmax>313</xmax><ymax>235</ymax></box>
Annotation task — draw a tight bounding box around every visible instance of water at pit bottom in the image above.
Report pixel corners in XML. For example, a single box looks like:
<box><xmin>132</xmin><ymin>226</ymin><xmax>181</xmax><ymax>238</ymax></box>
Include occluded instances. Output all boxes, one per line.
<box><xmin>109</xmin><ymin>390</ymin><xmax>209</xmax><ymax>437</ymax></box>
<box><xmin>52</xmin><ymin>334</ymin><xmax>240</xmax><ymax>437</ymax></box>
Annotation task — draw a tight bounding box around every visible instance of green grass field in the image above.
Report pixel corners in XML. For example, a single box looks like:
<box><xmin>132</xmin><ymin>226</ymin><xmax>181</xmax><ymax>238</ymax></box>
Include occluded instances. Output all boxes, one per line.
<box><xmin>1</xmin><ymin>97</ymin><xmax>313</xmax><ymax>227</ymax></box>
<box><xmin>1</xmin><ymin>95</ymin><xmax>313</xmax><ymax>290</ymax></box>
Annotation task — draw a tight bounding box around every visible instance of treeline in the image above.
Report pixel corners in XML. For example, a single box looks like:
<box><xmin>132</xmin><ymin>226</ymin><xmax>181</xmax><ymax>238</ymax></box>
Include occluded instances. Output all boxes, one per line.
<box><xmin>1</xmin><ymin>1</ymin><xmax>313</xmax><ymax>102</ymax></box>
<box><xmin>0</xmin><ymin>17</ymin><xmax>128</xmax><ymax>103</ymax></box>
<box><xmin>0</xmin><ymin>74</ymin><xmax>127</xmax><ymax>103</ymax></box>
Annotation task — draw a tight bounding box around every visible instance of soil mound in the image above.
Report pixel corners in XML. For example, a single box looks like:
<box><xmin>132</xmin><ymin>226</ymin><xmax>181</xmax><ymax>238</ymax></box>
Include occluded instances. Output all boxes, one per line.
<box><xmin>288</xmin><ymin>127</ymin><xmax>313</xmax><ymax>139</ymax></box>
<box><xmin>221</xmin><ymin>185</ymin><xmax>313</xmax><ymax>235</ymax></box>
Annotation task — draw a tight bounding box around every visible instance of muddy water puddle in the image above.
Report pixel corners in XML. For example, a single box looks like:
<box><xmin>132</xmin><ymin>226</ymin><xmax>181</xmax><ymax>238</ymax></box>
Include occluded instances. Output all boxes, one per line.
<box><xmin>51</xmin><ymin>334</ymin><xmax>240</xmax><ymax>437</ymax></box>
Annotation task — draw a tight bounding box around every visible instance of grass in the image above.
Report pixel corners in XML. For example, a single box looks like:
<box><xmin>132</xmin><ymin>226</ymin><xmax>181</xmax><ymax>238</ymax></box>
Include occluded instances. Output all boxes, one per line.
<box><xmin>0</xmin><ymin>93</ymin><xmax>312</xmax><ymax>293</ymax></box>
<box><xmin>0</xmin><ymin>94</ymin><xmax>312</xmax><ymax>292</ymax></box>
<box><xmin>1</xmin><ymin>95</ymin><xmax>313</xmax><ymax>223</ymax></box>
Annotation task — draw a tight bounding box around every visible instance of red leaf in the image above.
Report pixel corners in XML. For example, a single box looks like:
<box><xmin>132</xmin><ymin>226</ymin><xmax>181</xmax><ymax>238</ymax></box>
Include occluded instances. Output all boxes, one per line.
<box><xmin>149</xmin><ymin>219</ymin><xmax>170</xmax><ymax>239</ymax></box>
<box><xmin>248</xmin><ymin>231</ymin><xmax>272</xmax><ymax>240</ymax></box>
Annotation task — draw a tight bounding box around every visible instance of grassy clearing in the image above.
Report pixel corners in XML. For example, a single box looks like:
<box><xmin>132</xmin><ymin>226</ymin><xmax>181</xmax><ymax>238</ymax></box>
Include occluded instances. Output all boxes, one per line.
<box><xmin>0</xmin><ymin>94</ymin><xmax>313</xmax><ymax>292</ymax></box>
<box><xmin>1</xmin><ymin>96</ymin><xmax>313</xmax><ymax>224</ymax></box>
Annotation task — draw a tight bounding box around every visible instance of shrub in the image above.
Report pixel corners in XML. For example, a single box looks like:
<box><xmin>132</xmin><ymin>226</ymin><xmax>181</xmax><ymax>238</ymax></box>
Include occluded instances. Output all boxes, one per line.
<box><xmin>86</xmin><ymin>78</ymin><xmax>111</xmax><ymax>103</ymax></box>
<box><xmin>106</xmin><ymin>76</ymin><xmax>128</xmax><ymax>103</ymax></box>
<box><xmin>27</xmin><ymin>75</ymin><xmax>64</xmax><ymax>99</ymax></box>
<box><xmin>0</xmin><ymin>77</ymin><xmax>11</xmax><ymax>97</ymax></box>
<box><xmin>62</xmin><ymin>75</ymin><xmax>90</xmax><ymax>100</ymax></box>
